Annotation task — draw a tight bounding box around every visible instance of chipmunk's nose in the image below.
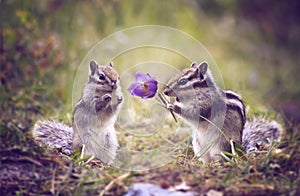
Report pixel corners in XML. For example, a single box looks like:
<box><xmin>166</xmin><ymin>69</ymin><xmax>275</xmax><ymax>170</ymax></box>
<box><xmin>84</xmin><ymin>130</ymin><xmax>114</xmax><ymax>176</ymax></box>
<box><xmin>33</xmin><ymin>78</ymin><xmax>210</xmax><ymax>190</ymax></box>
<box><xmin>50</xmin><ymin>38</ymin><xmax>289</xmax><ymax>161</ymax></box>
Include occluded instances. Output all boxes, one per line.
<box><xmin>111</xmin><ymin>81</ymin><xmax>116</xmax><ymax>90</ymax></box>
<box><xmin>163</xmin><ymin>86</ymin><xmax>171</xmax><ymax>96</ymax></box>
<box><xmin>164</xmin><ymin>86</ymin><xmax>177</xmax><ymax>97</ymax></box>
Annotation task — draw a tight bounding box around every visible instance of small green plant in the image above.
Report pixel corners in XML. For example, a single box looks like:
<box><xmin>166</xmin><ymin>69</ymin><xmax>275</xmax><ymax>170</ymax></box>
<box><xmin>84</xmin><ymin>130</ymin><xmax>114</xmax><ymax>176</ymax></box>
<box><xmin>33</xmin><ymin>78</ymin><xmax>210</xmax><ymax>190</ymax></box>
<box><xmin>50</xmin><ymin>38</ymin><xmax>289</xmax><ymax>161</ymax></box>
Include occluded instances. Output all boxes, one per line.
<box><xmin>70</xmin><ymin>145</ymin><xmax>95</xmax><ymax>166</ymax></box>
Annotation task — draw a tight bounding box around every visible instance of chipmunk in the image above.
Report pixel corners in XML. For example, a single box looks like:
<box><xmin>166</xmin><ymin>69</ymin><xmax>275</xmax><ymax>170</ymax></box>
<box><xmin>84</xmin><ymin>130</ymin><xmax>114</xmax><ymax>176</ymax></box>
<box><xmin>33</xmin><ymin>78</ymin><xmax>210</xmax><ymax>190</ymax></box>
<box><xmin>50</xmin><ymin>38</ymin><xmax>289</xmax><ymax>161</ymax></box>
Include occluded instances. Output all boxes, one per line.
<box><xmin>163</xmin><ymin>61</ymin><xmax>283</xmax><ymax>163</ymax></box>
<box><xmin>32</xmin><ymin>60</ymin><xmax>123</xmax><ymax>164</ymax></box>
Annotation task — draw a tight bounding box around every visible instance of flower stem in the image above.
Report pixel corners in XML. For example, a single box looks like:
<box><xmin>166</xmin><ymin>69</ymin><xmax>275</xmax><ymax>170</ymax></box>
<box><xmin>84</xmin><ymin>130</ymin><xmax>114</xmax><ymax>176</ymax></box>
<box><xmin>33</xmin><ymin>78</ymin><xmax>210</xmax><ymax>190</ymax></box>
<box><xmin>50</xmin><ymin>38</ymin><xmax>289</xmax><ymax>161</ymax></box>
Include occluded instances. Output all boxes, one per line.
<box><xmin>157</xmin><ymin>92</ymin><xmax>177</xmax><ymax>122</ymax></box>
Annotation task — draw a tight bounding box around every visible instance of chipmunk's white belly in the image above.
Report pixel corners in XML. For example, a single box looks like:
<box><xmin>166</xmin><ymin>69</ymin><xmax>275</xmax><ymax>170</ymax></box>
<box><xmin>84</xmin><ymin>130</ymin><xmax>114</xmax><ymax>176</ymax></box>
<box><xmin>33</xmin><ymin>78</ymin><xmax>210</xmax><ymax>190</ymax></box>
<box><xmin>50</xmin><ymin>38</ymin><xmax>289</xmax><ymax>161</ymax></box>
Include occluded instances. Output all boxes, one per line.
<box><xmin>182</xmin><ymin>118</ymin><xmax>220</xmax><ymax>158</ymax></box>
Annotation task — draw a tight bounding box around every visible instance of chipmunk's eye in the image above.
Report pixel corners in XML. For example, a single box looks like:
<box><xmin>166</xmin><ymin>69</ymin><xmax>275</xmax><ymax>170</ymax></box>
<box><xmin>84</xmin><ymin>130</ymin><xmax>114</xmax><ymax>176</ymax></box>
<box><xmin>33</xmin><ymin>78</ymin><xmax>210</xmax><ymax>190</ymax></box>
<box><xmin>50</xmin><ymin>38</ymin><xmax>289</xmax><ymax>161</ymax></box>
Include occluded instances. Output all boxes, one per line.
<box><xmin>178</xmin><ymin>78</ymin><xmax>188</xmax><ymax>85</ymax></box>
<box><xmin>99</xmin><ymin>73</ymin><xmax>105</xmax><ymax>80</ymax></box>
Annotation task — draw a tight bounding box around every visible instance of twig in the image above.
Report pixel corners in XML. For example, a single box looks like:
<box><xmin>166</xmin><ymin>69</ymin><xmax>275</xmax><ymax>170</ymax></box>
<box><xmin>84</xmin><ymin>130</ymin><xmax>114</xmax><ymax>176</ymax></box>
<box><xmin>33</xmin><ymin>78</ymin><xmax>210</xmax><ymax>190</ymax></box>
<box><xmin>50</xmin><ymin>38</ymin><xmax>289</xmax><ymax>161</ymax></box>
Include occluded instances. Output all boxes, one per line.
<box><xmin>230</xmin><ymin>139</ymin><xmax>237</xmax><ymax>157</ymax></box>
<box><xmin>157</xmin><ymin>92</ymin><xmax>167</xmax><ymax>105</ymax></box>
<box><xmin>157</xmin><ymin>92</ymin><xmax>178</xmax><ymax>122</ymax></box>
<box><xmin>170</xmin><ymin>110</ymin><xmax>178</xmax><ymax>123</ymax></box>
<box><xmin>99</xmin><ymin>172</ymin><xmax>131</xmax><ymax>196</ymax></box>
<box><xmin>50</xmin><ymin>167</ymin><xmax>56</xmax><ymax>195</ymax></box>
<box><xmin>80</xmin><ymin>144</ymin><xmax>85</xmax><ymax>160</ymax></box>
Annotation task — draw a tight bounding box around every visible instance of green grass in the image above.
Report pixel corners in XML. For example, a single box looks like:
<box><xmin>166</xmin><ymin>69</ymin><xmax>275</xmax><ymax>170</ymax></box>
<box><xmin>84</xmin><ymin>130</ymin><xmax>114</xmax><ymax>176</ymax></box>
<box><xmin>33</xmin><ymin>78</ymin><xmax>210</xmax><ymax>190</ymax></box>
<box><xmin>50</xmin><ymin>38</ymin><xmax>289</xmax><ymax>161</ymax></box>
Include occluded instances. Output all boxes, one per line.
<box><xmin>1</xmin><ymin>101</ymin><xmax>299</xmax><ymax>195</ymax></box>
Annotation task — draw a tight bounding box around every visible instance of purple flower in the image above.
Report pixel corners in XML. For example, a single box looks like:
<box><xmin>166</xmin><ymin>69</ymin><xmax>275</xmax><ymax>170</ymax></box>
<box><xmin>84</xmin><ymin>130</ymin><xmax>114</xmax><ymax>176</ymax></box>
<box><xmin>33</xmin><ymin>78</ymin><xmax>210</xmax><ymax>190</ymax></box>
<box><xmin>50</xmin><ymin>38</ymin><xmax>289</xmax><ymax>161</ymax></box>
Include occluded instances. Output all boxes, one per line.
<box><xmin>128</xmin><ymin>72</ymin><xmax>158</xmax><ymax>99</ymax></box>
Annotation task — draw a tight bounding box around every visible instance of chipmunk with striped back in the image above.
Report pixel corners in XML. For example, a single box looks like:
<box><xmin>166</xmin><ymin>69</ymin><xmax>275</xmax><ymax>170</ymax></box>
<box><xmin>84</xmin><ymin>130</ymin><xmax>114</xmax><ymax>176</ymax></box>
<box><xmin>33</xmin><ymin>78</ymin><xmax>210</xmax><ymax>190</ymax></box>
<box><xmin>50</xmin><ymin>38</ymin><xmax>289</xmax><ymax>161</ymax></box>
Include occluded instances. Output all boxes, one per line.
<box><xmin>33</xmin><ymin>60</ymin><xmax>123</xmax><ymax>164</ymax></box>
<box><xmin>163</xmin><ymin>61</ymin><xmax>282</xmax><ymax>163</ymax></box>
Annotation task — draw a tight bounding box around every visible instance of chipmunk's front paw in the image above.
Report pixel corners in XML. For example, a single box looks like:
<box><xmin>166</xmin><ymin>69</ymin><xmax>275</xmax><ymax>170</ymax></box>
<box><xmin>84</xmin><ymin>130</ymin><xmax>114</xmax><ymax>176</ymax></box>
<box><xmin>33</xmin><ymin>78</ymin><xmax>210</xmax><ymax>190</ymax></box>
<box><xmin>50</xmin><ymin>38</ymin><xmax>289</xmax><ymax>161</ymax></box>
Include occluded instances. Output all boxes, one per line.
<box><xmin>102</xmin><ymin>94</ymin><xmax>112</xmax><ymax>102</ymax></box>
<box><xmin>94</xmin><ymin>94</ymin><xmax>111</xmax><ymax>112</ymax></box>
<box><xmin>117</xmin><ymin>95</ymin><xmax>123</xmax><ymax>104</ymax></box>
<box><xmin>166</xmin><ymin>103</ymin><xmax>175</xmax><ymax>111</ymax></box>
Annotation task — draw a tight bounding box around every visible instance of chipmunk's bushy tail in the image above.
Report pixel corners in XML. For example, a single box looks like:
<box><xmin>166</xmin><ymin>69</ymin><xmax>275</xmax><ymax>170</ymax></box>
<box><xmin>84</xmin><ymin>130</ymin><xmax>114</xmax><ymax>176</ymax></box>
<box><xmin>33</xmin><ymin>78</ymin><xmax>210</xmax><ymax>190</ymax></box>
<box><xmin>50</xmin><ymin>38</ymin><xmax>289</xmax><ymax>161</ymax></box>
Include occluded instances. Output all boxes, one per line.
<box><xmin>242</xmin><ymin>117</ymin><xmax>283</xmax><ymax>153</ymax></box>
<box><xmin>32</xmin><ymin>120</ymin><xmax>73</xmax><ymax>155</ymax></box>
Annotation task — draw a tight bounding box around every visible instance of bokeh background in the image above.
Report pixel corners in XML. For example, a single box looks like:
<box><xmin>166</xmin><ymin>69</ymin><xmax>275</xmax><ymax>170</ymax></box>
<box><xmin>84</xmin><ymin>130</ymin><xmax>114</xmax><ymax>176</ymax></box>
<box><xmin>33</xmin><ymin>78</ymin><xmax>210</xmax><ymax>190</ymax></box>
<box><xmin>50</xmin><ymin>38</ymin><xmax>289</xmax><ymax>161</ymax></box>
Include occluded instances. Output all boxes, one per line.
<box><xmin>2</xmin><ymin>0</ymin><xmax>300</xmax><ymax>127</ymax></box>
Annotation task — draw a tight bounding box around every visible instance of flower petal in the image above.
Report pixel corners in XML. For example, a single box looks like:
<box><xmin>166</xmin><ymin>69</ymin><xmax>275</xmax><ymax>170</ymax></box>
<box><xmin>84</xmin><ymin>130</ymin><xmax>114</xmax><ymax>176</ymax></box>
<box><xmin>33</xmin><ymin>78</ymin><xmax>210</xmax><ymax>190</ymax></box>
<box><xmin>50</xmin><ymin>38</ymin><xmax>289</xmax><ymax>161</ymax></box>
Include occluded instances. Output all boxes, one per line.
<box><xmin>128</xmin><ymin>82</ymin><xmax>148</xmax><ymax>97</ymax></box>
<box><xmin>146</xmin><ymin>81</ymin><xmax>158</xmax><ymax>98</ymax></box>
<box><xmin>127</xmin><ymin>82</ymin><xmax>140</xmax><ymax>94</ymax></box>
<box><xmin>143</xmin><ymin>93</ymin><xmax>155</xmax><ymax>99</ymax></box>
<box><xmin>135</xmin><ymin>72</ymin><xmax>149</xmax><ymax>82</ymax></box>
<box><xmin>128</xmin><ymin>72</ymin><xmax>158</xmax><ymax>99</ymax></box>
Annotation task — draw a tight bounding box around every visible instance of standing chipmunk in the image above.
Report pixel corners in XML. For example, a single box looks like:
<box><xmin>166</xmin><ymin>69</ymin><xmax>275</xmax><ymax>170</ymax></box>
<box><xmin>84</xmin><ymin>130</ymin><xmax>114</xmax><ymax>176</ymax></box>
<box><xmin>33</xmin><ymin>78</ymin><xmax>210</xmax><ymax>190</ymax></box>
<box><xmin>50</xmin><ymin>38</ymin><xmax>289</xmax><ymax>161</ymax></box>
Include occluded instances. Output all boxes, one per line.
<box><xmin>32</xmin><ymin>60</ymin><xmax>123</xmax><ymax>164</ymax></box>
<box><xmin>163</xmin><ymin>61</ymin><xmax>282</xmax><ymax>163</ymax></box>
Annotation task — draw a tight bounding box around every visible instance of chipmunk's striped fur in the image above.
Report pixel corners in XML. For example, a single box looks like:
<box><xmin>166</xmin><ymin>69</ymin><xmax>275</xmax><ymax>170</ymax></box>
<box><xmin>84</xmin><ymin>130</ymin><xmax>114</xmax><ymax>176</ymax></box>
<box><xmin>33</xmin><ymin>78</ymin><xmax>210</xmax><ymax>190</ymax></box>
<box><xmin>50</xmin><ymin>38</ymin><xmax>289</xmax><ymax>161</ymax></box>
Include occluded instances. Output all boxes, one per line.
<box><xmin>32</xmin><ymin>60</ymin><xmax>123</xmax><ymax>164</ymax></box>
<box><xmin>164</xmin><ymin>61</ymin><xmax>282</xmax><ymax>163</ymax></box>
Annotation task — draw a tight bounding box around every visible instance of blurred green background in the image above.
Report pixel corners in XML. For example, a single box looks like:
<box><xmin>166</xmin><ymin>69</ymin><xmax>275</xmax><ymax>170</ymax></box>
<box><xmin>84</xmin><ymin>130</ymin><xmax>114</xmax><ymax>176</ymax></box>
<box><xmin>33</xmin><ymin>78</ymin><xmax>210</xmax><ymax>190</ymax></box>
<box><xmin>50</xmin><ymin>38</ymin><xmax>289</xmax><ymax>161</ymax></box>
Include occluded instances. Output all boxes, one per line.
<box><xmin>1</xmin><ymin>0</ymin><xmax>300</xmax><ymax>135</ymax></box>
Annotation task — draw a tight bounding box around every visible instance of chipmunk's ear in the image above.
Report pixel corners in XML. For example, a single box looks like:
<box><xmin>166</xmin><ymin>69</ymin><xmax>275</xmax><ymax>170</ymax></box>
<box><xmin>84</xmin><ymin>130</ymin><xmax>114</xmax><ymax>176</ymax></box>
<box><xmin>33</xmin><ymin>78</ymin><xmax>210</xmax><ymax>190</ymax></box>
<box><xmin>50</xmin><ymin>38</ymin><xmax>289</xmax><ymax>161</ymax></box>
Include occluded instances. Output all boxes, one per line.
<box><xmin>198</xmin><ymin>61</ymin><xmax>208</xmax><ymax>81</ymax></box>
<box><xmin>190</xmin><ymin>61</ymin><xmax>198</xmax><ymax>68</ymax></box>
<box><xmin>109</xmin><ymin>62</ymin><xmax>114</xmax><ymax>67</ymax></box>
<box><xmin>89</xmin><ymin>60</ymin><xmax>98</xmax><ymax>76</ymax></box>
